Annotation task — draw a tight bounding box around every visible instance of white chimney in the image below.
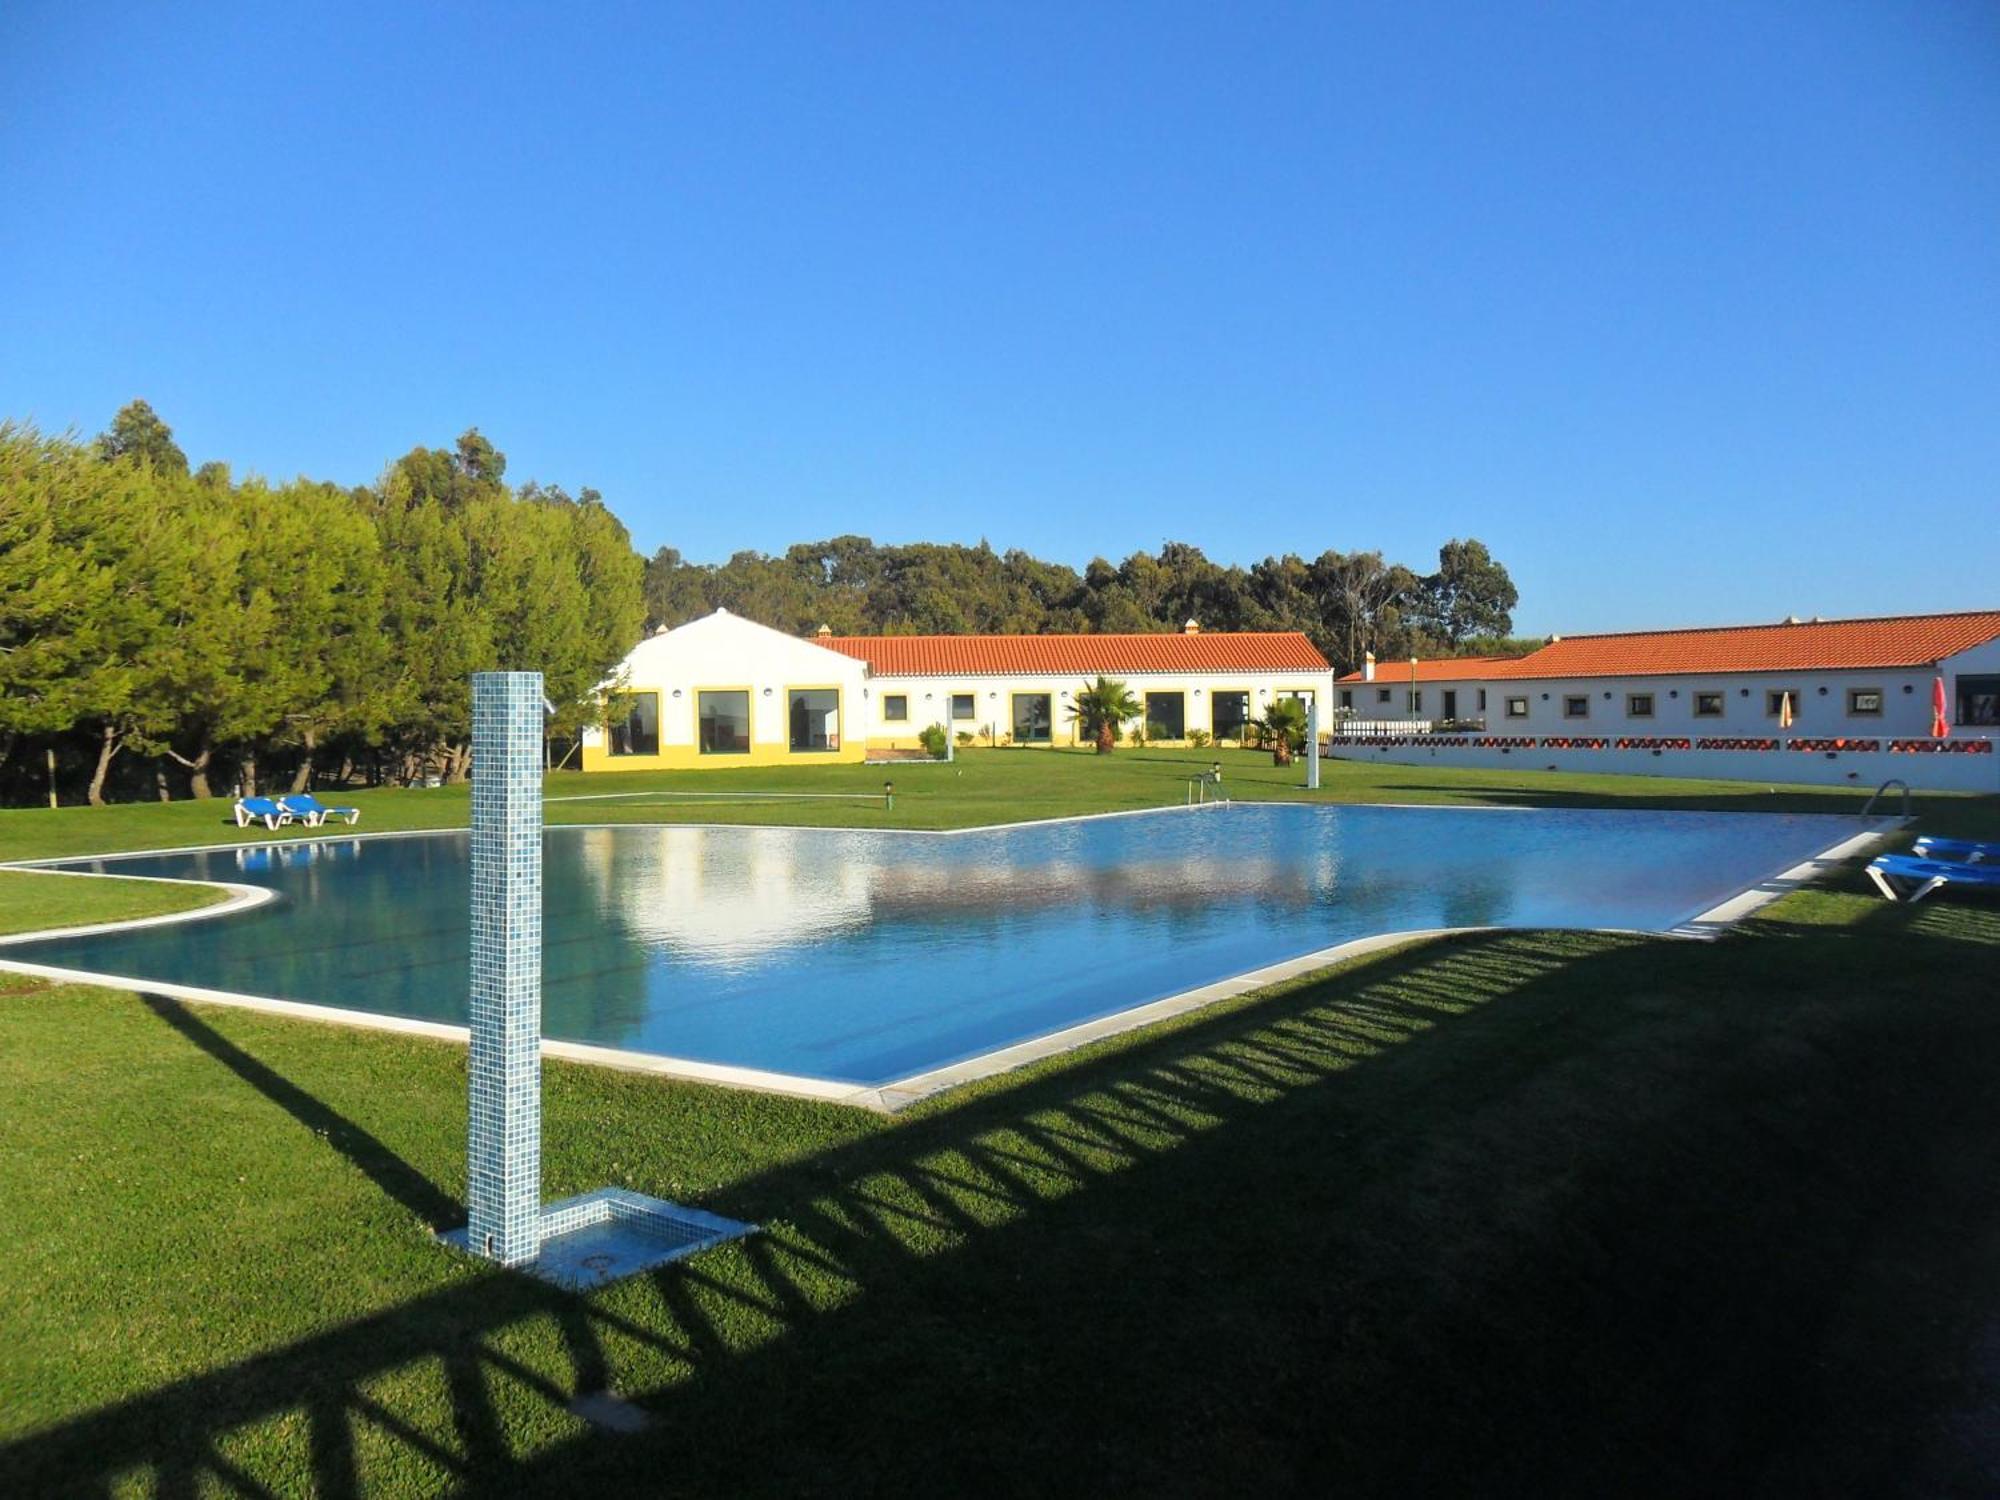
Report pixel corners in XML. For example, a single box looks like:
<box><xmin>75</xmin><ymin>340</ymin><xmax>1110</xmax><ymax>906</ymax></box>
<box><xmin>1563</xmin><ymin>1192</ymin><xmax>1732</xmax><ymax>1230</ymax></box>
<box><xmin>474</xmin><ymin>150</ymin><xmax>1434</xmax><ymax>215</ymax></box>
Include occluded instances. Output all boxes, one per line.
<box><xmin>1362</xmin><ymin>651</ymin><xmax>1376</xmax><ymax>682</ymax></box>
<box><xmin>1183</xmin><ymin>618</ymin><xmax>1201</xmax><ymax>635</ymax></box>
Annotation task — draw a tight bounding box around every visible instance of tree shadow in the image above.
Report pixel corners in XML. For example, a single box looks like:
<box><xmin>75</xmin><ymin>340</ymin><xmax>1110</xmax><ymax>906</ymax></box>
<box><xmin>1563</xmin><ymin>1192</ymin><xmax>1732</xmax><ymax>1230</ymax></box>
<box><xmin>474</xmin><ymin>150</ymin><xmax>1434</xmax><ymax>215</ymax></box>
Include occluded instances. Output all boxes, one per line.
<box><xmin>141</xmin><ymin>992</ymin><xmax>461</xmax><ymax>1229</ymax></box>
<box><xmin>9</xmin><ymin>915</ymin><xmax>2000</xmax><ymax>1496</ymax></box>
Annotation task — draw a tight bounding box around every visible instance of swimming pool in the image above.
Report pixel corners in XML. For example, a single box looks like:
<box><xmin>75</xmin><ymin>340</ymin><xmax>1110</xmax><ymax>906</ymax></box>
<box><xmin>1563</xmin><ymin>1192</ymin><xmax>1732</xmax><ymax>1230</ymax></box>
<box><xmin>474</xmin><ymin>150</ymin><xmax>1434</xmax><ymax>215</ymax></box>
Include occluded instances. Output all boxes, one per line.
<box><xmin>4</xmin><ymin>805</ymin><xmax>1871</xmax><ymax>1093</ymax></box>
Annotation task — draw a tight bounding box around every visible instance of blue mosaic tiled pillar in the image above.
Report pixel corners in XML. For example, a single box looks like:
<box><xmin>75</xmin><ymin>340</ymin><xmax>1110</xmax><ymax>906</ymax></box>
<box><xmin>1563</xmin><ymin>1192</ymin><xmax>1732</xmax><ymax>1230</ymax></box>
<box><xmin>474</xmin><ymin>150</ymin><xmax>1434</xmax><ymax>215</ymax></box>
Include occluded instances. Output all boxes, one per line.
<box><xmin>466</xmin><ymin>672</ymin><xmax>544</xmax><ymax>1267</ymax></box>
<box><xmin>1306</xmin><ymin>699</ymin><xmax>1320</xmax><ymax>790</ymax></box>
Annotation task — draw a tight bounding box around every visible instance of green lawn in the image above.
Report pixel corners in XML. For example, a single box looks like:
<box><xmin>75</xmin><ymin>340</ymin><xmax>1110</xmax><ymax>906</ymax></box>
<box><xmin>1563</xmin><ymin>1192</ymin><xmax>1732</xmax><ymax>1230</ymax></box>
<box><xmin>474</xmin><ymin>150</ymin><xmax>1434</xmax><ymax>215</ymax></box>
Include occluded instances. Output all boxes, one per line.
<box><xmin>0</xmin><ymin>868</ymin><xmax>227</xmax><ymax>938</ymax></box>
<box><xmin>3</xmin><ymin>755</ymin><xmax>1998</xmax><ymax>1493</ymax></box>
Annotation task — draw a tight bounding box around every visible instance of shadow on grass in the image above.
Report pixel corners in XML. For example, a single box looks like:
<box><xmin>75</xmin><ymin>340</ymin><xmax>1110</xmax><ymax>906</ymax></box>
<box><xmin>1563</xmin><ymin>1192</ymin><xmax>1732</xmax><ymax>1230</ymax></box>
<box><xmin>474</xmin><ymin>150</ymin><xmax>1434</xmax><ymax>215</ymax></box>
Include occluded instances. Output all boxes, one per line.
<box><xmin>141</xmin><ymin>994</ymin><xmax>461</xmax><ymax>1229</ymax></box>
<box><xmin>10</xmin><ymin>907</ymin><xmax>2000</xmax><ymax>1496</ymax></box>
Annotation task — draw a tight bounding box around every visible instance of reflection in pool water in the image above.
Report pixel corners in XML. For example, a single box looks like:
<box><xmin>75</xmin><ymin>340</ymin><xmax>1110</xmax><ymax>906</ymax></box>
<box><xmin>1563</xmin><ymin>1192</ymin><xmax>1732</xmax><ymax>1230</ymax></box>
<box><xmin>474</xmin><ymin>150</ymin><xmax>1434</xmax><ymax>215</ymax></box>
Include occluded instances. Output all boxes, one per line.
<box><xmin>12</xmin><ymin>806</ymin><xmax>1863</xmax><ymax>1086</ymax></box>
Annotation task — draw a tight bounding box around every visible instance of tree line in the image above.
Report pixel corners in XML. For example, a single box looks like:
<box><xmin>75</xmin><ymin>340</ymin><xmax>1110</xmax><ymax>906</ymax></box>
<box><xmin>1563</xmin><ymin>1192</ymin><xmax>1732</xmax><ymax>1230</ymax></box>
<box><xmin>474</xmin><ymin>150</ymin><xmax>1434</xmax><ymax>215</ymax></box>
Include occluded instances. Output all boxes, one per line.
<box><xmin>2</xmin><ymin>399</ymin><xmax>1527</xmax><ymax>806</ymax></box>
<box><xmin>1</xmin><ymin>404</ymin><xmax>642</xmax><ymax>805</ymax></box>
<box><xmin>644</xmin><ymin>534</ymin><xmax>1525</xmax><ymax>671</ymax></box>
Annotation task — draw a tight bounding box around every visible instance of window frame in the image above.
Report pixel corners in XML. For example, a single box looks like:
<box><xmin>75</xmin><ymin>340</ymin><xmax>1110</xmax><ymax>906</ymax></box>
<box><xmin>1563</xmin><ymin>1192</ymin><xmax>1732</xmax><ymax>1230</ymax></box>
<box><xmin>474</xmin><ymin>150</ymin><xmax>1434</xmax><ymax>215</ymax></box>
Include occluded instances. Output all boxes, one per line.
<box><xmin>1143</xmin><ymin>690</ymin><xmax>1186</xmax><ymax>741</ymax></box>
<box><xmin>1765</xmin><ymin>688</ymin><xmax>1800</xmax><ymax>719</ymax></box>
<box><xmin>785</xmin><ymin>684</ymin><xmax>842</xmax><ymax>754</ymax></box>
<box><xmin>1211</xmin><ymin>688</ymin><xmax>1253</xmax><ymax>741</ymax></box>
<box><xmin>949</xmin><ymin>691</ymin><xmax>975</xmax><ymax>722</ymax></box>
<box><xmin>1010</xmin><ymin>691</ymin><xmax>1053</xmax><ymax>744</ymax></box>
<box><xmin>1846</xmin><ymin>686</ymin><xmax>1884</xmax><ymax>718</ymax></box>
<box><xmin>1692</xmin><ymin>691</ymin><xmax>1726</xmax><ymax>719</ymax></box>
<box><xmin>1625</xmin><ymin>692</ymin><xmax>1654</xmax><ymax>719</ymax></box>
<box><xmin>695</xmin><ymin>687</ymin><xmax>753</xmax><ymax>755</ymax></box>
<box><xmin>607</xmin><ymin>690</ymin><xmax>661</xmax><ymax>756</ymax></box>
<box><xmin>1562</xmin><ymin>694</ymin><xmax>1590</xmax><ymax>720</ymax></box>
<box><xmin>882</xmin><ymin>693</ymin><xmax>908</xmax><ymax>723</ymax></box>
<box><xmin>1504</xmin><ymin>696</ymin><xmax>1530</xmax><ymax>720</ymax></box>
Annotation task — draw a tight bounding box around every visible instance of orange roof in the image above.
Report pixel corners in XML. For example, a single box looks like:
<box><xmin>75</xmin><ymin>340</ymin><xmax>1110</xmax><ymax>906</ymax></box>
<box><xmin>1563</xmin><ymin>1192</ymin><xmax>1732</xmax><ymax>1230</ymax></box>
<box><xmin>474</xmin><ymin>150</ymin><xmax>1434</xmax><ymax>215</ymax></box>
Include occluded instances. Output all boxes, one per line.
<box><xmin>820</xmin><ymin>631</ymin><xmax>1329</xmax><ymax>677</ymax></box>
<box><xmin>1336</xmin><ymin>655</ymin><xmax>1519</xmax><ymax>684</ymax></box>
<box><xmin>1491</xmin><ymin>610</ymin><xmax>2000</xmax><ymax>680</ymax></box>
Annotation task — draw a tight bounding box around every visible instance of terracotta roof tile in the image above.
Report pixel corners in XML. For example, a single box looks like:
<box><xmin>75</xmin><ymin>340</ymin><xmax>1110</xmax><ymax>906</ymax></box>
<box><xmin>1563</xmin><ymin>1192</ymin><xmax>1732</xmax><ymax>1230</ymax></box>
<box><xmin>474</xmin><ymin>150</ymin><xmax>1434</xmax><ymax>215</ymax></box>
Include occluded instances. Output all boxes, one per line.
<box><xmin>820</xmin><ymin>631</ymin><xmax>1330</xmax><ymax>677</ymax></box>
<box><xmin>1336</xmin><ymin>655</ymin><xmax>1520</xmax><ymax>684</ymax></box>
<box><xmin>1490</xmin><ymin>610</ymin><xmax>2000</xmax><ymax>680</ymax></box>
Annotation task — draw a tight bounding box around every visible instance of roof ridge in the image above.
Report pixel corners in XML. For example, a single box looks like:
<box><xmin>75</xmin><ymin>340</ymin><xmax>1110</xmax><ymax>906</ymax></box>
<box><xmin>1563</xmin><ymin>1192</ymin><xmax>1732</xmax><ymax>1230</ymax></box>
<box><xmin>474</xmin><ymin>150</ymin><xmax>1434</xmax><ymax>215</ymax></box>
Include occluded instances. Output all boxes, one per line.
<box><xmin>1547</xmin><ymin>607</ymin><xmax>2000</xmax><ymax>644</ymax></box>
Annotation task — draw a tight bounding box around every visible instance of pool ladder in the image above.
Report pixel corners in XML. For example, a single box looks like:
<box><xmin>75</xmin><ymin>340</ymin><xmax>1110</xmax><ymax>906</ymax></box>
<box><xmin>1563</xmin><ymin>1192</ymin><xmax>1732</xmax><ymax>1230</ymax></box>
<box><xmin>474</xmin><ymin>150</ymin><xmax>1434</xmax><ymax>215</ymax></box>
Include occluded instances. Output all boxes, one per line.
<box><xmin>1185</xmin><ymin>774</ymin><xmax>1230</xmax><ymax>806</ymax></box>
<box><xmin>1859</xmin><ymin>778</ymin><xmax>1910</xmax><ymax>819</ymax></box>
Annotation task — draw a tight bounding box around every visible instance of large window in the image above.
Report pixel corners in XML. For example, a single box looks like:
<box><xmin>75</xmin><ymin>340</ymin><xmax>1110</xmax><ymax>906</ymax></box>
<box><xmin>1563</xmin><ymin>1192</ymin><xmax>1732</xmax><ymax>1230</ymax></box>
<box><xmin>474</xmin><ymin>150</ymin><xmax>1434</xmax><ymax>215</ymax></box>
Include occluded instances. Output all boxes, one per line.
<box><xmin>608</xmin><ymin>692</ymin><xmax>659</xmax><ymax>756</ymax></box>
<box><xmin>698</xmin><ymin>690</ymin><xmax>750</xmax><ymax>754</ymax></box>
<box><xmin>883</xmin><ymin>694</ymin><xmax>908</xmax><ymax>722</ymax></box>
<box><xmin>789</xmin><ymin>689</ymin><xmax>840</xmax><ymax>752</ymax></box>
<box><xmin>1960</xmin><ymin>675</ymin><xmax>2000</xmax><ymax>727</ymax></box>
<box><xmin>1145</xmin><ymin>691</ymin><xmax>1185</xmax><ymax>740</ymax></box>
<box><xmin>1011</xmin><ymin>692</ymin><xmax>1052</xmax><ymax>743</ymax></box>
<box><xmin>1212</xmin><ymin>690</ymin><xmax>1252</xmax><ymax>741</ymax></box>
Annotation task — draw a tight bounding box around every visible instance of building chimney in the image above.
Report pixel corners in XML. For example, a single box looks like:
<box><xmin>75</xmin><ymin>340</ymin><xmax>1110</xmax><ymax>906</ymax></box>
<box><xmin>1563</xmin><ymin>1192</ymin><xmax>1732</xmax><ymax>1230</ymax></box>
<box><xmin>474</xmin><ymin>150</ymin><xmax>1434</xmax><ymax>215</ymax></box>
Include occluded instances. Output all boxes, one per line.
<box><xmin>1362</xmin><ymin>651</ymin><xmax>1376</xmax><ymax>682</ymax></box>
<box><xmin>1183</xmin><ymin>618</ymin><xmax>1200</xmax><ymax>634</ymax></box>
<box><xmin>814</xmin><ymin>623</ymin><xmax>832</xmax><ymax>639</ymax></box>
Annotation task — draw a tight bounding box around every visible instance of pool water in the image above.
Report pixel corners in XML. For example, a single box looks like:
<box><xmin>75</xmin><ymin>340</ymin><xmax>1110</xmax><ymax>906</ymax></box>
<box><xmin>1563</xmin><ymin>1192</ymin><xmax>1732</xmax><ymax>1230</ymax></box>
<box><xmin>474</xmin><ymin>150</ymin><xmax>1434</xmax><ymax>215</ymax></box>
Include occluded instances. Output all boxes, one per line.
<box><xmin>8</xmin><ymin>806</ymin><xmax>1863</xmax><ymax>1087</ymax></box>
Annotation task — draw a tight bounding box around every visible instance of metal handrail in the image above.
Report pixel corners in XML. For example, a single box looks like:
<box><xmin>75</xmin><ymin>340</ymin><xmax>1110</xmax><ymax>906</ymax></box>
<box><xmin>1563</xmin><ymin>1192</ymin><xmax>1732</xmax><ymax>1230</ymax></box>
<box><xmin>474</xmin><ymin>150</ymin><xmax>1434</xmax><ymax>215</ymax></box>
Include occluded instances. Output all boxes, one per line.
<box><xmin>1859</xmin><ymin>778</ymin><xmax>1910</xmax><ymax>819</ymax></box>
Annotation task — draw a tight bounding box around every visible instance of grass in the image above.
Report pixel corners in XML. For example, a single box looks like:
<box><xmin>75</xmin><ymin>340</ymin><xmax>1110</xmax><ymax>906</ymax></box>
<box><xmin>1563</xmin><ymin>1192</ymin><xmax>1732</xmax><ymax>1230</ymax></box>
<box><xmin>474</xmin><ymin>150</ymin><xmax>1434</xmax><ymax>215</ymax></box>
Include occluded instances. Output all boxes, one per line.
<box><xmin>0</xmin><ymin>742</ymin><xmax>1966</xmax><ymax>866</ymax></box>
<box><xmin>0</xmin><ymin>868</ymin><xmax>226</xmax><ymax>938</ymax></box>
<box><xmin>3</xmin><ymin>754</ymin><xmax>1999</xmax><ymax>1492</ymax></box>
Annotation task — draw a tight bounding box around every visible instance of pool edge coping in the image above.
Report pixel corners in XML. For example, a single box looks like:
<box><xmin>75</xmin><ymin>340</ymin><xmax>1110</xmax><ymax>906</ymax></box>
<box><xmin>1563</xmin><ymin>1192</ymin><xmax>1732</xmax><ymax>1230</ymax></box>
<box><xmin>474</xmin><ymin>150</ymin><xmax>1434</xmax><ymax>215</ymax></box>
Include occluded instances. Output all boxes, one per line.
<box><xmin>0</xmin><ymin>813</ymin><xmax>1903</xmax><ymax>1112</ymax></box>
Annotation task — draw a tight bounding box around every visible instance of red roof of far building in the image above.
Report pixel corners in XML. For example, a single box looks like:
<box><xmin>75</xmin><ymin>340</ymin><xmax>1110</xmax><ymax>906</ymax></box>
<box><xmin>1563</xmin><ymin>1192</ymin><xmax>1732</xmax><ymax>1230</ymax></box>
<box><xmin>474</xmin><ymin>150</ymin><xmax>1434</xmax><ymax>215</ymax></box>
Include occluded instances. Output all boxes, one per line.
<box><xmin>819</xmin><ymin>631</ymin><xmax>1330</xmax><ymax>677</ymax></box>
<box><xmin>1336</xmin><ymin>655</ymin><xmax>1520</xmax><ymax>684</ymax></box>
<box><xmin>1487</xmin><ymin>610</ymin><xmax>2000</xmax><ymax>680</ymax></box>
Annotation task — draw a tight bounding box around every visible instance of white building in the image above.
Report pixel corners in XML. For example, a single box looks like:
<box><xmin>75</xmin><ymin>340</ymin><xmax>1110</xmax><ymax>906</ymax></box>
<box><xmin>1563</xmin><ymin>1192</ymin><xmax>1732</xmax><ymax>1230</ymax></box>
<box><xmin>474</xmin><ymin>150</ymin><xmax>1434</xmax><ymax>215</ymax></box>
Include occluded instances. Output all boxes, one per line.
<box><xmin>580</xmin><ymin>610</ymin><xmax>1334</xmax><ymax>770</ymax></box>
<box><xmin>1334</xmin><ymin>609</ymin><xmax>2000</xmax><ymax>790</ymax></box>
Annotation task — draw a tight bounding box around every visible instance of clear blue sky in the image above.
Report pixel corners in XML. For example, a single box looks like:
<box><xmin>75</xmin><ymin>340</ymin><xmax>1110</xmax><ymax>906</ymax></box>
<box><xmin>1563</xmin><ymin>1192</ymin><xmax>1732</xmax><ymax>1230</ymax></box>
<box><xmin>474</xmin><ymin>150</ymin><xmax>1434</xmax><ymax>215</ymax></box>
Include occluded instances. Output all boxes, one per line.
<box><xmin>3</xmin><ymin>2</ymin><xmax>1995</xmax><ymax>634</ymax></box>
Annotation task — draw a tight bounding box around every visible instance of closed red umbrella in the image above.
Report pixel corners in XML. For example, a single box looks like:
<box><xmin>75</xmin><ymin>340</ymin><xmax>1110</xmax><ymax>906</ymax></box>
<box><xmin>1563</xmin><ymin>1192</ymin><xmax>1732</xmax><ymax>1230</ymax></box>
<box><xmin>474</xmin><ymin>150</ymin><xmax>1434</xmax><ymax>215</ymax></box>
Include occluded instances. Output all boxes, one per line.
<box><xmin>1932</xmin><ymin>675</ymin><xmax>1949</xmax><ymax>738</ymax></box>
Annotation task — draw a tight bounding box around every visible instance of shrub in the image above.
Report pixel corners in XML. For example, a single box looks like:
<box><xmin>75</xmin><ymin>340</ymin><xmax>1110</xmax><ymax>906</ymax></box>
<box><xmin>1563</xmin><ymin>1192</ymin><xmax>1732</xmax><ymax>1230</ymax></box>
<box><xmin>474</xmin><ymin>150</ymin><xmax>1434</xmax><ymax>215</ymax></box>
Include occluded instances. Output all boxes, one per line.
<box><xmin>917</xmin><ymin>723</ymin><xmax>948</xmax><ymax>757</ymax></box>
<box><xmin>955</xmin><ymin>730</ymin><xmax>974</xmax><ymax>747</ymax></box>
<box><xmin>1187</xmin><ymin>728</ymin><xmax>1211</xmax><ymax>748</ymax></box>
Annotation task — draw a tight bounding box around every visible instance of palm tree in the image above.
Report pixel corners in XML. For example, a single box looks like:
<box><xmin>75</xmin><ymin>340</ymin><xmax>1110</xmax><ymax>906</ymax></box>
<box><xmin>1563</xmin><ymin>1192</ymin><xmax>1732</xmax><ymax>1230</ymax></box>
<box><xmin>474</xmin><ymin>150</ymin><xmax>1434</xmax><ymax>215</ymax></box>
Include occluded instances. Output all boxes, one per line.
<box><xmin>1256</xmin><ymin>697</ymin><xmax>1309</xmax><ymax>766</ymax></box>
<box><xmin>1071</xmin><ymin>676</ymin><xmax>1141</xmax><ymax>753</ymax></box>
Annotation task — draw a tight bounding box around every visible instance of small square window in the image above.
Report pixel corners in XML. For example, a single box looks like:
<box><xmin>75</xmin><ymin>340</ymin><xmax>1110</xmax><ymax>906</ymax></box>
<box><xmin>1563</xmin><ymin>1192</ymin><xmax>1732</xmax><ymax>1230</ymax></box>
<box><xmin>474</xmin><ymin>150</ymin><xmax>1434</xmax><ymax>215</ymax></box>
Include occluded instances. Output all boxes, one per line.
<box><xmin>1626</xmin><ymin>693</ymin><xmax>1654</xmax><ymax>719</ymax></box>
<box><xmin>1847</xmin><ymin>688</ymin><xmax>1883</xmax><ymax>716</ymax></box>
<box><xmin>1693</xmin><ymin>692</ymin><xmax>1725</xmax><ymax>718</ymax></box>
<box><xmin>1766</xmin><ymin>690</ymin><xmax>1798</xmax><ymax>718</ymax></box>
<box><xmin>1563</xmin><ymin>695</ymin><xmax>1590</xmax><ymax>719</ymax></box>
<box><xmin>1505</xmin><ymin>697</ymin><xmax>1529</xmax><ymax>719</ymax></box>
<box><xmin>1376</xmin><ymin>687</ymin><xmax>1392</xmax><ymax>704</ymax></box>
<box><xmin>950</xmin><ymin>693</ymin><xmax>975</xmax><ymax>720</ymax></box>
<box><xmin>883</xmin><ymin>694</ymin><xmax>908</xmax><ymax>723</ymax></box>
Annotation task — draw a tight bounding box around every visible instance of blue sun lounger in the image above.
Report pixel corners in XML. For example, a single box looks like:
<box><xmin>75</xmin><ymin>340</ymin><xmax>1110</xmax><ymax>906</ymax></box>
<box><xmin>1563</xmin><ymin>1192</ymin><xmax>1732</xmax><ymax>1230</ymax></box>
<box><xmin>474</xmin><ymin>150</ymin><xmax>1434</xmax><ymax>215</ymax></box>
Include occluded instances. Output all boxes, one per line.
<box><xmin>278</xmin><ymin>793</ymin><xmax>361</xmax><ymax>827</ymax></box>
<box><xmin>233</xmin><ymin>795</ymin><xmax>292</xmax><ymax>830</ymax></box>
<box><xmin>1866</xmin><ymin>853</ymin><xmax>2000</xmax><ymax>904</ymax></box>
<box><xmin>1909</xmin><ymin>836</ymin><xmax>2000</xmax><ymax>864</ymax></box>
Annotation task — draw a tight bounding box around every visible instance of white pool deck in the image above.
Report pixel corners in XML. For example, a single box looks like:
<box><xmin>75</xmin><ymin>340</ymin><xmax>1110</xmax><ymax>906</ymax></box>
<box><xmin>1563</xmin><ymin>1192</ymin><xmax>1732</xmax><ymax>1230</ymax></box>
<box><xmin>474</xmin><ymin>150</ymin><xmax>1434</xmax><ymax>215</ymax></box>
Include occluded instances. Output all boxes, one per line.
<box><xmin>0</xmin><ymin>807</ymin><xmax>1900</xmax><ymax>1113</ymax></box>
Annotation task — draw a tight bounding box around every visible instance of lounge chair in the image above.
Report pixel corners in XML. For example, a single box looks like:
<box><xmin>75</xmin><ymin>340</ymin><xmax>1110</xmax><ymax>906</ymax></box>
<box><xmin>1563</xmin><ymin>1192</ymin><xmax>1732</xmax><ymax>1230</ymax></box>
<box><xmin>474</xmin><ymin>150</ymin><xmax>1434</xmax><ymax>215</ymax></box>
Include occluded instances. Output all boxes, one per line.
<box><xmin>1909</xmin><ymin>835</ymin><xmax>2000</xmax><ymax>864</ymax></box>
<box><xmin>278</xmin><ymin>793</ymin><xmax>361</xmax><ymax>827</ymax></box>
<box><xmin>233</xmin><ymin>795</ymin><xmax>292</xmax><ymax>830</ymax></box>
<box><xmin>1865</xmin><ymin>853</ymin><xmax>2000</xmax><ymax>904</ymax></box>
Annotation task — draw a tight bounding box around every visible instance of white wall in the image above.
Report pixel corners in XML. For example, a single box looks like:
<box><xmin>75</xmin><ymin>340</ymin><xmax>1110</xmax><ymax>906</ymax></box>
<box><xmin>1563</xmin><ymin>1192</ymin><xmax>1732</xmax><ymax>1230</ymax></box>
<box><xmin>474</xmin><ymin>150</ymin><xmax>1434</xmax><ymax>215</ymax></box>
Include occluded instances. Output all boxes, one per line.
<box><xmin>861</xmin><ymin>669</ymin><xmax>1335</xmax><ymax>743</ymax></box>
<box><xmin>581</xmin><ymin>610</ymin><xmax>867</xmax><ymax>753</ymax></box>
<box><xmin>1331</xmin><ymin>736</ymin><xmax>1999</xmax><ymax>792</ymax></box>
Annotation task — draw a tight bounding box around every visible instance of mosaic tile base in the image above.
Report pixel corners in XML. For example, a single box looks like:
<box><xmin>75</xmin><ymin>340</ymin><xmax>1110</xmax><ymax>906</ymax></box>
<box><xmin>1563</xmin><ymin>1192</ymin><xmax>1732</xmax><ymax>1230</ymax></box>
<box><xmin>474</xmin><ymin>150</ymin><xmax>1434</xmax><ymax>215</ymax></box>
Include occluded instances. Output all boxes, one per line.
<box><xmin>440</xmin><ymin>1188</ymin><xmax>755</xmax><ymax>1292</ymax></box>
